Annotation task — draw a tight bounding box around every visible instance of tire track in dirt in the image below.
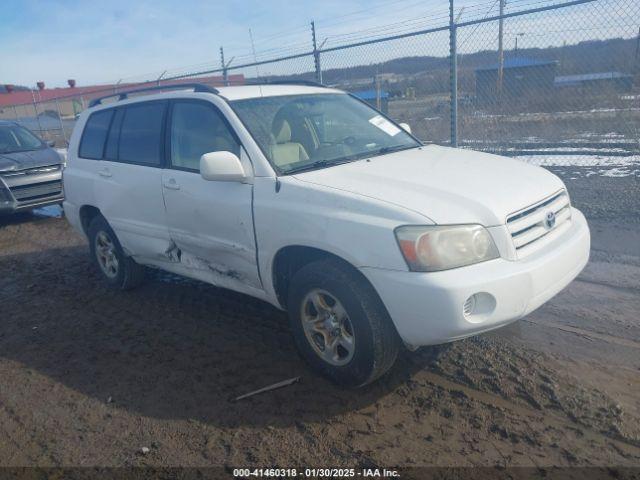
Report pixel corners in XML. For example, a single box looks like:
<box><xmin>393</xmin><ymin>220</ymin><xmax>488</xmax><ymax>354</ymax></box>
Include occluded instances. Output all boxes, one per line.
<box><xmin>415</xmin><ymin>369</ymin><xmax>640</xmax><ymax>452</ymax></box>
<box><xmin>523</xmin><ymin>319</ymin><xmax>640</xmax><ymax>350</ymax></box>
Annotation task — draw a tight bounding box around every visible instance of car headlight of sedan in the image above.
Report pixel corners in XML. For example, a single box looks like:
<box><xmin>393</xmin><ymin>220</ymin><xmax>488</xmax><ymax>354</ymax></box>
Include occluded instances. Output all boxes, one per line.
<box><xmin>0</xmin><ymin>181</ymin><xmax>13</xmax><ymax>204</ymax></box>
<box><xmin>395</xmin><ymin>224</ymin><xmax>500</xmax><ymax>272</ymax></box>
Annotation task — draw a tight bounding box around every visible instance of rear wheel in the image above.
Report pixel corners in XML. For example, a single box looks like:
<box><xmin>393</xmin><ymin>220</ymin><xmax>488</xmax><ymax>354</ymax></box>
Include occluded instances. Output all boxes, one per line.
<box><xmin>88</xmin><ymin>215</ymin><xmax>145</xmax><ymax>290</ymax></box>
<box><xmin>288</xmin><ymin>258</ymin><xmax>400</xmax><ymax>387</ymax></box>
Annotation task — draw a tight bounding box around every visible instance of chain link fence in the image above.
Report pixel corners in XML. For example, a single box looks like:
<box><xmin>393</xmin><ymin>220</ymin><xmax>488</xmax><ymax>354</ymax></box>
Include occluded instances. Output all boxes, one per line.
<box><xmin>1</xmin><ymin>0</ymin><xmax>638</xmax><ymax>168</ymax></box>
<box><xmin>456</xmin><ymin>0</ymin><xmax>640</xmax><ymax>165</ymax></box>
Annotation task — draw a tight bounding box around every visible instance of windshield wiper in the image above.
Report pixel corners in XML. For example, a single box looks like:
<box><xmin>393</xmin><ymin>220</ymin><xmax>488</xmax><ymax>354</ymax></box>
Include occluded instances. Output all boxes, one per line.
<box><xmin>285</xmin><ymin>158</ymin><xmax>352</xmax><ymax>175</ymax></box>
<box><xmin>284</xmin><ymin>144</ymin><xmax>419</xmax><ymax>175</ymax></box>
<box><xmin>371</xmin><ymin>144</ymin><xmax>419</xmax><ymax>157</ymax></box>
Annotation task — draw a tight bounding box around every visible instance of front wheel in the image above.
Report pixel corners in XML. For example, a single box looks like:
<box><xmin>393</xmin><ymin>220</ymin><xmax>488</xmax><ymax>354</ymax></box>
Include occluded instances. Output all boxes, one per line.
<box><xmin>287</xmin><ymin>259</ymin><xmax>400</xmax><ymax>387</ymax></box>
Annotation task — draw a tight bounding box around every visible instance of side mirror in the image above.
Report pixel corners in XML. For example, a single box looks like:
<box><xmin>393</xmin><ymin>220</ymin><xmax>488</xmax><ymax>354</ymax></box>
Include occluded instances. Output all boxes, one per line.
<box><xmin>46</xmin><ymin>140</ymin><xmax>56</xmax><ymax>148</ymax></box>
<box><xmin>200</xmin><ymin>151</ymin><xmax>246</xmax><ymax>182</ymax></box>
<box><xmin>399</xmin><ymin>123</ymin><xmax>412</xmax><ymax>134</ymax></box>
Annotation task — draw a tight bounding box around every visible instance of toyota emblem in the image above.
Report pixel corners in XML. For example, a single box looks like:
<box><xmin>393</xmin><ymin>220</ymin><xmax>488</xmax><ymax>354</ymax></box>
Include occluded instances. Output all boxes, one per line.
<box><xmin>544</xmin><ymin>211</ymin><xmax>556</xmax><ymax>229</ymax></box>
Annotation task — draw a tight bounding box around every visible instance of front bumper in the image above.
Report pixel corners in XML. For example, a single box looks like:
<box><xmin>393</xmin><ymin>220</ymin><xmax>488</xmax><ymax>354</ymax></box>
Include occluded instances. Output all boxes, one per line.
<box><xmin>0</xmin><ymin>166</ymin><xmax>64</xmax><ymax>214</ymax></box>
<box><xmin>361</xmin><ymin>207</ymin><xmax>590</xmax><ymax>347</ymax></box>
<box><xmin>0</xmin><ymin>195</ymin><xmax>65</xmax><ymax>214</ymax></box>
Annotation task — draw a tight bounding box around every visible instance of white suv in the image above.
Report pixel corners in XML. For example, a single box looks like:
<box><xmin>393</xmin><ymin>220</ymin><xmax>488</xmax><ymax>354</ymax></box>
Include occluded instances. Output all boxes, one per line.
<box><xmin>63</xmin><ymin>82</ymin><xmax>590</xmax><ymax>386</ymax></box>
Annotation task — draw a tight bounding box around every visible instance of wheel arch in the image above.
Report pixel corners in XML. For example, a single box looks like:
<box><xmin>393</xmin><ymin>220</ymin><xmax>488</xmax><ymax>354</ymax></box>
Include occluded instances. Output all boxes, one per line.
<box><xmin>271</xmin><ymin>245</ymin><xmax>379</xmax><ymax>310</ymax></box>
<box><xmin>79</xmin><ymin>204</ymin><xmax>102</xmax><ymax>236</ymax></box>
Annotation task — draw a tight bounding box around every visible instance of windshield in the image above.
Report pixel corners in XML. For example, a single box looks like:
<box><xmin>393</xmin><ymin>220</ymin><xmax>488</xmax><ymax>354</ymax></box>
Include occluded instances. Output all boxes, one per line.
<box><xmin>0</xmin><ymin>125</ymin><xmax>44</xmax><ymax>154</ymax></box>
<box><xmin>231</xmin><ymin>93</ymin><xmax>420</xmax><ymax>174</ymax></box>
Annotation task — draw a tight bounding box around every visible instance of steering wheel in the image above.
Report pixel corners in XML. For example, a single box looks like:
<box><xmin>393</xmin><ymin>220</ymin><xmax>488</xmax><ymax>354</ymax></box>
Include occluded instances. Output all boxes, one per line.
<box><xmin>342</xmin><ymin>136</ymin><xmax>358</xmax><ymax>147</ymax></box>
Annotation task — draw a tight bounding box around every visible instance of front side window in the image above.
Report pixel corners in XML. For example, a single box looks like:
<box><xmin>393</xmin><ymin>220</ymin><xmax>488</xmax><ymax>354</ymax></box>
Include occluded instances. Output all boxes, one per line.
<box><xmin>79</xmin><ymin>109</ymin><xmax>113</xmax><ymax>159</ymax></box>
<box><xmin>231</xmin><ymin>93</ymin><xmax>419</xmax><ymax>174</ymax></box>
<box><xmin>169</xmin><ymin>101</ymin><xmax>239</xmax><ymax>171</ymax></box>
<box><xmin>118</xmin><ymin>102</ymin><xmax>165</xmax><ymax>165</ymax></box>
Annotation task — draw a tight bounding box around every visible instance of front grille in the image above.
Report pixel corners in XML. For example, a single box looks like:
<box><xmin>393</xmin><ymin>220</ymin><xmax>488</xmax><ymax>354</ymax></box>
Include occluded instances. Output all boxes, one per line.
<box><xmin>10</xmin><ymin>180</ymin><xmax>63</xmax><ymax>202</ymax></box>
<box><xmin>1</xmin><ymin>164</ymin><xmax>63</xmax><ymax>205</ymax></box>
<box><xmin>507</xmin><ymin>190</ymin><xmax>571</xmax><ymax>252</ymax></box>
<box><xmin>1</xmin><ymin>165</ymin><xmax>61</xmax><ymax>178</ymax></box>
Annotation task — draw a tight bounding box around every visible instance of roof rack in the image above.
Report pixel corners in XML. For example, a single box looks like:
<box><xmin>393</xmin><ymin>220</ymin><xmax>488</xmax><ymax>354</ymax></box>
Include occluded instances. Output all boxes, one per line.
<box><xmin>89</xmin><ymin>83</ymin><xmax>219</xmax><ymax>107</ymax></box>
<box><xmin>245</xmin><ymin>79</ymin><xmax>327</xmax><ymax>88</ymax></box>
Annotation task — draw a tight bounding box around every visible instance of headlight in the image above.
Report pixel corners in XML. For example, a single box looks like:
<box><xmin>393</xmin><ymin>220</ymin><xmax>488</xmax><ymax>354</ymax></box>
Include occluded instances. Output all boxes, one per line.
<box><xmin>395</xmin><ymin>224</ymin><xmax>499</xmax><ymax>272</ymax></box>
<box><xmin>0</xmin><ymin>182</ymin><xmax>13</xmax><ymax>203</ymax></box>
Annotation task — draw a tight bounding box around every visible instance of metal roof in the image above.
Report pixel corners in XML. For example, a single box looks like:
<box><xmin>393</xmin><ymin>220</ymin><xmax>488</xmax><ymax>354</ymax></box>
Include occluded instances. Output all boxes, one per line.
<box><xmin>476</xmin><ymin>57</ymin><xmax>557</xmax><ymax>72</ymax></box>
<box><xmin>353</xmin><ymin>89</ymin><xmax>390</xmax><ymax>100</ymax></box>
<box><xmin>0</xmin><ymin>74</ymin><xmax>245</xmax><ymax>107</ymax></box>
<box><xmin>554</xmin><ymin>71</ymin><xmax>633</xmax><ymax>85</ymax></box>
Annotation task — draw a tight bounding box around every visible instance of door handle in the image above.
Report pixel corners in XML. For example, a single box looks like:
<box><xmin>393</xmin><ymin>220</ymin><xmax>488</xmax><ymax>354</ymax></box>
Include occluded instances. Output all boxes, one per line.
<box><xmin>163</xmin><ymin>179</ymin><xmax>180</xmax><ymax>190</ymax></box>
<box><xmin>98</xmin><ymin>168</ymin><xmax>112</xmax><ymax>178</ymax></box>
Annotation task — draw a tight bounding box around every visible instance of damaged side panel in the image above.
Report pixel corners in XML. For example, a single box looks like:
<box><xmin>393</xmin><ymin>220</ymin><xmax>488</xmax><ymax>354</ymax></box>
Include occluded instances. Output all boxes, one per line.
<box><xmin>159</xmin><ymin>167</ymin><xmax>263</xmax><ymax>293</ymax></box>
<box><xmin>144</xmin><ymin>245</ymin><xmax>265</xmax><ymax>299</ymax></box>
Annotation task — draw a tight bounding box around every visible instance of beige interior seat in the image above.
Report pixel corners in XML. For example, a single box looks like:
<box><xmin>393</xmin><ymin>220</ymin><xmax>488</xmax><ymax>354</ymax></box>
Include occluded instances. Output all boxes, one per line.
<box><xmin>269</xmin><ymin>118</ymin><xmax>309</xmax><ymax>168</ymax></box>
<box><xmin>172</xmin><ymin>117</ymin><xmax>238</xmax><ymax>170</ymax></box>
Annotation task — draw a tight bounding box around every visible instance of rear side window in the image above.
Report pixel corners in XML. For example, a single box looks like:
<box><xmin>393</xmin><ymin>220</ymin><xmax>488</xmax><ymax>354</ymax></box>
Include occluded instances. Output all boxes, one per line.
<box><xmin>118</xmin><ymin>102</ymin><xmax>165</xmax><ymax>166</ymax></box>
<box><xmin>79</xmin><ymin>109</ymin><xmax>114</xmax><ymax>159</ymax></box>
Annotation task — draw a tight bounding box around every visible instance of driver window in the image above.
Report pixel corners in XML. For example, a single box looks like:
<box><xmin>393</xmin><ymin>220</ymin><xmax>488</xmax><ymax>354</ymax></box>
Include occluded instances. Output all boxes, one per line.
<box><xmin>170</xmin><ymin>102</ymin><xmax>239</xmax><ymax>171</ymax></box>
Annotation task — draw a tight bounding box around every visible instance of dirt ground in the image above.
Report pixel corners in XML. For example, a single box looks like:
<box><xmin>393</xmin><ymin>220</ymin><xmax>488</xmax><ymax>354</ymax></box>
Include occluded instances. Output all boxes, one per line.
<box><xmin>0</xmin><ymin>170</ymin><xmax>639</xmax><ymax>475</ymax></box>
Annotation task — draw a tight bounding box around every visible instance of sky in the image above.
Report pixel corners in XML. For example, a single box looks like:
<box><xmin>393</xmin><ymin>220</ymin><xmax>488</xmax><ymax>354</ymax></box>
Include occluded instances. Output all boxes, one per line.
<box><xmin>2</xmin><ymin>0</ymin><xmax>441</xmax><ymax>87</ymax></box>
<box><xmin>1</xmin><ymin>0</ymin><xmax>636</xmax><ymax>88</ymax></box>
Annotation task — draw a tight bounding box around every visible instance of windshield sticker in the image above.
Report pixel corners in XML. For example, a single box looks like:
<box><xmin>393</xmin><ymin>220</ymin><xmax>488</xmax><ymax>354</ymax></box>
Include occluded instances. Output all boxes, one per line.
<box><xmin>369</xmin><ymin>115</ymin><xmax>401</xmax><ymax>136</ymax></box>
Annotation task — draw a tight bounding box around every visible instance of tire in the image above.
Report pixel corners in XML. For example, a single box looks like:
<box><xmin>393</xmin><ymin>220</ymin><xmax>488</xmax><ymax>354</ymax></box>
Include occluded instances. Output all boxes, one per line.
<box><xmin>88</xmin><ymin>215</ymin><xmax>145</xmax><ymax>290</ymax></box>
<box><xmin>287</xmin><ymin>258</ymin><xmax>400</xmax><ymax>387</ymax></box>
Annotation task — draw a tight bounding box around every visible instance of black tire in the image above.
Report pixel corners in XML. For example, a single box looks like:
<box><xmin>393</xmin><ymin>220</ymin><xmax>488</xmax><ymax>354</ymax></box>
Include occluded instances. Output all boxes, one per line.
<box><xmin>88</xmin><ymin>215</ymin><xmax>145</xmax><ymax>290</ymax></box>
<box><xmin>287</xmin><ymin>258</ymin><xmax>400</xmax><ymax>387</ymax></box>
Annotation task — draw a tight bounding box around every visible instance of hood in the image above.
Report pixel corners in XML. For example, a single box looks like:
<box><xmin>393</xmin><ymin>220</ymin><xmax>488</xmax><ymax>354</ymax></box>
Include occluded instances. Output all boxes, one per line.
<box><xmin>293</xmin><ymin>144</ymin><xmax>565</xmax><ymax>226</ymax></box>
<box><xmin>0</xmin><ymin>147</ymin><xmax>63</xmax><ymax>173</ymax></box>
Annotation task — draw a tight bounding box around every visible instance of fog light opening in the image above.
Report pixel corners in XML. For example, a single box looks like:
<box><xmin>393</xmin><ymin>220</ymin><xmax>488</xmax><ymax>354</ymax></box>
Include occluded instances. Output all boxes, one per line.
<box><xmin>463</xmin><ymin>292</ymin><xmax>496</xmax><ymax>322</ymax></box>
<box><xmin>463</xmin><ymin>295</ymin><xmax>476</xmax><ymax>317</ymax></box>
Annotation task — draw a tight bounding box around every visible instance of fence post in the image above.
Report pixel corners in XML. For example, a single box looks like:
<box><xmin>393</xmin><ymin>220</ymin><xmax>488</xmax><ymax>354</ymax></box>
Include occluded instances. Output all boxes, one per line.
<box><xmin>220</xmin><ymin>46</ymin><xmax>229</xmax><ymax>86</ymax></box>
<box><xmin>311</xmin><ymin>21</ymin><xmax>323</xmax><ymax>83</ymax></box>
<box><xmin>449</xmin><ymin>0</ymin><xmax>458</xmax><ymax>148</ymax></box>
<box><xmin>497</xmin><ymin>0</ymin><xmax>505</xmax><ymax>94</ymax></box>
<box><xmin>156</xmin><ymin>70</ymin><xmax>166</xmax><ymax>86</ymax></box>
<box><xmin>54</xmin><ymin>97</ymin><xmax>67</xmax><ymax>145</ymax></box>
<box><xmin>30</xmin><ymin>89</ymin><xmax>43</xmax><ymax>137</ymax></box>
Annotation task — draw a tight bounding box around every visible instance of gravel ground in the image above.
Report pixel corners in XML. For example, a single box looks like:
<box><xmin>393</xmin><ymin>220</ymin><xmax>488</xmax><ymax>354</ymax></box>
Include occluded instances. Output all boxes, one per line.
<box><xmin>0</xmin><ymin>170</ymin><xmax>639</xmax><ymax>475</ymax></box>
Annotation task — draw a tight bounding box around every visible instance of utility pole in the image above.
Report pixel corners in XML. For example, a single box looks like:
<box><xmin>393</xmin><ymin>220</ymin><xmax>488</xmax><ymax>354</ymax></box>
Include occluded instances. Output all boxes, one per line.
<box><xmin>249</xmin><ymin>28</ymin><xmax>261</xmax><ymax>79</ymax></box>
<box><xmin>220</xmin><ymin>46</ymin><xmax>228</xmax><ymax>86</ymax></box>
<box><xmin>514</xmin><ymin>33</ymin><xmax>524</xmax><ymax>53</ymax></box>
<box><xmin>449</xmin><ymin>0</ymin><xmax>458</xmax><ymax>147</ymax></box>
<box><xmin>497</xmin><ymin>0</ymin><xmax>505</xmax><ymax>95</ymax></box>
<box><xmin>311</xmin><ymin>21</ymin><xmax>323</xmax><ymax>83</ymax></box>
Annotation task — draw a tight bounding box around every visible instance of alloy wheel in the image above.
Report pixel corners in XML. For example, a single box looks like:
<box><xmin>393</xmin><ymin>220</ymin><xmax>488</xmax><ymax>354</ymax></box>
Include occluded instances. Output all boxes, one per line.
<box><xmin>300</xmin><ymin>289</ymin><xmax>356</xmax><ymax>366</ymax></box>
<box><xmin>95</xmin><ymin>230</ymin><xmax>119</xmax><ymax>279</ymax></box>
